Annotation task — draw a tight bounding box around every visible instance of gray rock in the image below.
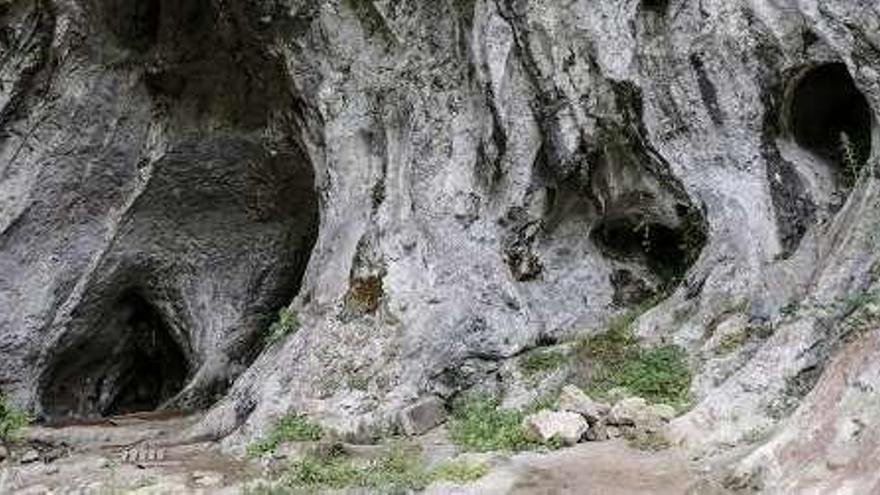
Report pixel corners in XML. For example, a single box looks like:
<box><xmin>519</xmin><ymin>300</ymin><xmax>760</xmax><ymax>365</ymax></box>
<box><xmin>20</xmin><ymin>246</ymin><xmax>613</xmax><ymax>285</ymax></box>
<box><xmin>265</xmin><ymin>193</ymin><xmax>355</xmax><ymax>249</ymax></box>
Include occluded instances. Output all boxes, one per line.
<box><xmin>608</xmin><ymin>397</ymin><xmax>649</xmax><ymax>427</ymax></box>
<box><xmin>399</xmin><ymin>396</ymin><xmax>447</xmax><ymax>436</ymax></box>
<box><xmin>647</xmin><ymin>404</ymin><xmax>677</xmax><ymax>423</ymax></box>
<box><xmin>523</xmin><ymin>410</ymin><xmax>588</xmax><ymax>446</ymax></box>
<box><xmin>584</xmin><ymin>421</ymin><xmax>610</xmax><ymax>442</ymax></box>
<box><xmin>3</xmin><ymin>2</ymin><xmax>880</xmax><ymax>492</ymax></box>
<box><xmin>556</xmin><ymin>385</ymin><xmax>610</xmax><ymax>425</ymax></box>
<box><xmin>19</xmin><ymin>450</ymin><xmax>39</xmax><ymax>464</ymax></box>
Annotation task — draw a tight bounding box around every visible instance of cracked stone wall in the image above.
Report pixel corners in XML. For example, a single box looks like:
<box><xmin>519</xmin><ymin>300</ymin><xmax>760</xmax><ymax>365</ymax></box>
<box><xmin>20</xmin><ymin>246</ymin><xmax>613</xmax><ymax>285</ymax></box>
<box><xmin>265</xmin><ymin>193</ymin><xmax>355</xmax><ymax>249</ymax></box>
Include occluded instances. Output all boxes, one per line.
<box><xmin>3</xmin><ymin>0</ymin><xmax>880</xmax><ymax>491</ymax></box>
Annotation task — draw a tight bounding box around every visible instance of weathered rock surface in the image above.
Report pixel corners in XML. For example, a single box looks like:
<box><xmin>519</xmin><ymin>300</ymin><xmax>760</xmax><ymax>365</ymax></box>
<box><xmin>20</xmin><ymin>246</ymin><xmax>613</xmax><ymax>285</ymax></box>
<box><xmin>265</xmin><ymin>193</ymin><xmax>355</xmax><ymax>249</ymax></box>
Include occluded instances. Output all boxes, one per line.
<box><xmin>523</xmin><ymin>410</ymin><xmax>588</xmax><ymax>446</ymax></box>
<box><xmin>2</xmin><ymin>0</ymin><xmax>880</xmax><ymax>491</ymax></box>
<box><xmin>556</xmin><ymin>385</ymin><xmax>609</xmax><ymax>425</ymax></box>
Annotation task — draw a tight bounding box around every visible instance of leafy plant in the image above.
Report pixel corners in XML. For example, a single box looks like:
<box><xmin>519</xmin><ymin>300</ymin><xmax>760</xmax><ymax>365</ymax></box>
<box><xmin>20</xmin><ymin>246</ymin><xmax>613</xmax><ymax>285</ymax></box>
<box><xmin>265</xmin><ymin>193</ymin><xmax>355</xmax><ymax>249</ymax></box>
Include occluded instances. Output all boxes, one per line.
<box><xmin>0</xmin><ymin>394</ymin><xmax>28</xmax><ymax>450</ymax></box>
<box><xmin>264</xmin><ymin>308</ymin><xmax>299</xmax><ymax>347</ymax></box>
<box><xmin>449</xmin><ymin>396</ymin><xmax>543</xmax><ymax>453</ymax></box>
<box><xmin>519</xmin><ymin>349</ymin><xmax>567</xmax><ymax>376</ymax></box>
<box><xmin>247</xmin><ymin>413</ymin><xmax>323</xmax><ymax>457</ymax></box>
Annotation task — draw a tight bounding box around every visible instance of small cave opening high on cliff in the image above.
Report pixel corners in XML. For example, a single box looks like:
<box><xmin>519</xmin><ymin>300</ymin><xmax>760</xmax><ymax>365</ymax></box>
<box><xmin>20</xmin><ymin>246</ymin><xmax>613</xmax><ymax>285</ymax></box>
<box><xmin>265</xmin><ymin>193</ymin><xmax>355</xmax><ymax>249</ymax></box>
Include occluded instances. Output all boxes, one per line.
<box><xmin>40</xmin><ymin>291</ymin><xmax>191</xmax><ymax>418</ymax></box>
<box><xmin>789</xmin><ymin>63</ymin><xmax>873</xmax><ymax>175</ymax></box>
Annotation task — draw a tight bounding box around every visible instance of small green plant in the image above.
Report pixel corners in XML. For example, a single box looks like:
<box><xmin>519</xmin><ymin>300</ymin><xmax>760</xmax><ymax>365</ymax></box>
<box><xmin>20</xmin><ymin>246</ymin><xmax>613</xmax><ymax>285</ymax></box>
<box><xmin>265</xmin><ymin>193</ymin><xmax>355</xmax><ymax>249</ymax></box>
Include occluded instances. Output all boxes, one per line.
<box><xmin>247</xmin><ymin>413</ymin><xmax>323</xmax><ymax>457</ymax></box>
<box><xmin>449</xmin><ymin>396</ymin><xmax>543</xmax><ymax>453</ymax></box>
<box><xmin>519</xmin><ymin>349</ymin><xmax>567</xmax><ymax>376</ymax></box>
<box><xmin>281</xmin><ymin>443</ymin><xmax>430</xmax><ymax>493</ymax></box>
<box><xmin>264</xmin><ymin>308</ymin><xmax>299</xmax><ymax>347</ymax></box>
<box><xmin>575</xmin><ymin>309</ymin><xmax>691</xmax><ymax>409</ymax></box>
<box><xmin>0</xmin><ymin>394</ymin><xmax>29</xmax><ymax>450</ymax></box>
<box><xmin>839</xmin><ymin>131</ymin><xmax>864</xmax><ymax>187</ymax></box>
<box><xmin>429</xmin><ymin>459</ymin><xmax>489</xmax><ymax>484</ymax></box>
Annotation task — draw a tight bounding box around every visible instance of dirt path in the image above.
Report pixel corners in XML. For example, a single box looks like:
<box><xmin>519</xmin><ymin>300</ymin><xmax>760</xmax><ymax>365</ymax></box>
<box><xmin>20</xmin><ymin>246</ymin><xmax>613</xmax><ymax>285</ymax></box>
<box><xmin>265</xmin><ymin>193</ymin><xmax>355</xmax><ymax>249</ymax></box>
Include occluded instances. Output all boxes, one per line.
<box><xmin>1</xmin><ymin>415</ymin><xmax>710</xmax><ymax>494</ymax></box>
<box><xmin>0</xmin><ymin>413</ymin><xmax>256</xmax><ymax>494</ymax></box>
<box><xmin>428</xmin><ymin>440</ymin><xmax>703</xmax><ymax>495</ymax></box>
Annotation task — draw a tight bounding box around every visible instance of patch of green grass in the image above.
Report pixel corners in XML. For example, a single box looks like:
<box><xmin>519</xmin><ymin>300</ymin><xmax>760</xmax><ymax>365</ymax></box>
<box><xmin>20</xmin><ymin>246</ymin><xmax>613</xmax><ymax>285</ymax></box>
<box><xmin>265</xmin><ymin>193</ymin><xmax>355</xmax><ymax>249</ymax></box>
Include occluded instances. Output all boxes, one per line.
<box><xmin>0</xmin><ymin>394</ymin><xmax>28</xmax><ymax>450</ymax></box>
<box><xmin>264</xmin><ymin>308</ymin><xmax>299</xmax><ymax>347</ymax></box>
<box><xmin>247</xmin><ymin>413</ymin><xmax>324</xmax><ymax>457</ymax></box>
<box><xmin>519</xmin><ymin>349</ymin><xmax>567</xmax><ymax>376</ymax></box>
<box><xmin>575</xmin><ymin>309</ymin><xmax>691</xmax><ymax>409</ymax></box>
<box><xmin>272</xmin><ymin>444</ymin><xmax>490</xmax><ymax>493</ymax></box>
<box><xmin>280</xmin><ymin>443</ymin><xmax>430</xmax><ymax>493</ymax></box>
<box><xmin>449</xmin><ymin>396</ymin><xmax>553</xmax><ymax>453</ymax></box>
<box><xmin>429</xmin><ymin>459</ymin><xmax>489</xmax><ymax>483</ymax></box>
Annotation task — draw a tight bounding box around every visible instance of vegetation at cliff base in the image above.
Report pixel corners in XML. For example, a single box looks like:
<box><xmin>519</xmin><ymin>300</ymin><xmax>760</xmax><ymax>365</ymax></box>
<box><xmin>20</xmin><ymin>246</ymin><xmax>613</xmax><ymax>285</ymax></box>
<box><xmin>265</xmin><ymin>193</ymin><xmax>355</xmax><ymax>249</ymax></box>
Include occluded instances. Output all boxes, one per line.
<box><xmin>575</xmin><ymin>310</ymin><xmax>692</xmax><ymax>409</ymax></box>
<box><xmin>247</xmin><ymin>412</ymin><xmax>323</xmax><ymax>456</ymax></box>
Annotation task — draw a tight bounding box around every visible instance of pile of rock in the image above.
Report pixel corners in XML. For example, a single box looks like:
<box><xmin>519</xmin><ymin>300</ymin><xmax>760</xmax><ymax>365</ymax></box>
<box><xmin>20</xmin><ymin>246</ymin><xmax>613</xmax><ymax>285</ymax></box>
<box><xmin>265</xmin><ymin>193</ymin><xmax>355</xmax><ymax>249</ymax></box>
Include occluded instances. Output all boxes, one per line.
<box><xmin>522</xmin><ymin>385</ymin><xmax>676</xmax><ymax>446</ymax></box>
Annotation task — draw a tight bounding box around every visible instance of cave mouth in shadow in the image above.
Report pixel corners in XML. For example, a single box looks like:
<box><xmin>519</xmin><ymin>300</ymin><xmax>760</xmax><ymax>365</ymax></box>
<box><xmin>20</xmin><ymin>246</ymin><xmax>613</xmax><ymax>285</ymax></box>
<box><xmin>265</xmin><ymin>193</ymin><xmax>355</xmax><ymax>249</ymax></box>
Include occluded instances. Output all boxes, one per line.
<box><xmin>40</xmin><ymin>291</ymin><xmax>191</xmax><ymax>418</ymax></box>
<box><xmin>789</xmin><ymin>63</ymin><xmax>873</xmax><ymax>173</ymax></box>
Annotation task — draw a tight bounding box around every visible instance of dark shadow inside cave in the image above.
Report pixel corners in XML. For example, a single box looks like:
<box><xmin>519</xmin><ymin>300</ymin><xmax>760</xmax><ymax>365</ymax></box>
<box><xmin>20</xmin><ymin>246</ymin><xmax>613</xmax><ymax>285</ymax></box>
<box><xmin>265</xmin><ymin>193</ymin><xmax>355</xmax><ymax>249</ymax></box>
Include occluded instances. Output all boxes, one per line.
<box><xmin>41</xmin><ymin>291</ymin><xmax>191</xmax><ymax>418</ymax></box>
<box><xmin>103</xmin><ymin>0</ymin><xmax>161</xmax><ymax>51</ymax></box>
<box><xmin>592</xmin><ymin>209</ymin><xmax>700</xmax><ymax>288</ymax></box>
<box><xmin>789</xmin><ymin>63</ymin><xmax>873</xmax><ymax>175</ymax></box>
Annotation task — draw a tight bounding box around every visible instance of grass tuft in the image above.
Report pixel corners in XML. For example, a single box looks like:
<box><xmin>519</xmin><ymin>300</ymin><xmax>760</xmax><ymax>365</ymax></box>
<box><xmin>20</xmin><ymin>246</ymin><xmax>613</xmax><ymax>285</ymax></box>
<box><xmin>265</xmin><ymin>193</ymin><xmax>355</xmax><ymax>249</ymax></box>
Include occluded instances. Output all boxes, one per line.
<box><xmin>247</xmin><ymin>413</ymin><xmax>324</xmax><ymax>457</ymax></box>
<box><xmin>264</xmin><ymin>308</ymin><xmax>299</xmax><ymax>347</ymax></box>
<box><xmin>449</xmin><ymin>396</ymin><xmax>548</xmax><ymax>453</ymax></box>
<box><xmin>519</xmin><ymin>349</ymin><xmax>567</xmax><ymax>376</ymax></box>
<box><xmin>0</xmin><ymin>394</ymin><xmax>28</xmax><ymax>450</ymax></box>
<box><xmin>429</xmin><ymin>459</ymin><xmax>490</xmax><ymax>483</ymax></box>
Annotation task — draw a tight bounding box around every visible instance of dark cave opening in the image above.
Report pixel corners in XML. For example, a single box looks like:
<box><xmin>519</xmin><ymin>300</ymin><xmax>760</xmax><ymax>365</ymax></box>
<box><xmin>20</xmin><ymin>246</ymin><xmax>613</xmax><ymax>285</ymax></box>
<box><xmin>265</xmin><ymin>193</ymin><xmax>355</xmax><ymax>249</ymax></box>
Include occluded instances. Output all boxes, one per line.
<box><xmin>103</xmin><ymin>0</ymin><xmax>160</xmax><ymax>51</ymax></box>
<box><xmin>40</xmin><ymin>291</ymin><xmax>190</xmax><ymax>418</ymax></box>
<box><xmin>789</xmin><ymin>63</ymin><xmax>873</xmax><ymax>174</ymax></box>
<box><xmin>593</xmin><ymin>216</ymin><xmax>695</xmax><ymax>286</ymax></box>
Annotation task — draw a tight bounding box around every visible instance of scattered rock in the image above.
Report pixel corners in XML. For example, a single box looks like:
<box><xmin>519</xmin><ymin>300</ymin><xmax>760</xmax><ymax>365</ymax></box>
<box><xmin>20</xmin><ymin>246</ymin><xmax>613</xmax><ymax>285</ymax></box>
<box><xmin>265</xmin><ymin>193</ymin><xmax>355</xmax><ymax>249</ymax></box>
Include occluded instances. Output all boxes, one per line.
<box><xmin>584</xmin><ymin>421</ymin><xmax>610</xmax><ymax>442</ymax></box>
<box><xmin>20</xmin><ymin>450</ymin><xmax>40</xmax><ymax>464</ymax></box>
<box><xmin>523</xmin><ymin>410</ymin><xmax>589</xmax><ymax>445</ymax></box>
<box><xmin>399</xmin><ymin>396</ymin><xmax>447</xmax><ymax>436</ymax></box>
<box><xmin>607</xmin><ymin>426</ymin><xmax>622</xmax><ymax>439</ymax></box>
<box><xmin>556</xmin><ymin>385</ymin><xmax>610</xmax><ymax>425</ymax></box>
<box><xmin>608</xmin><ymin>397</ymin><xmax>649</xmax><ymax>426</ymax></box>
<box><xmin>192</xmin><ymin>471</ymin><xmax>224</xmax><ymax>487</ymax></box>
<box><xmin>606</xmin><ymin>387</ymin><xmax>634</xmax><ymax>403</ymax></box>
<box><xmin>647</xmin><ymin>404</ymin><xmax>677</xmax><ymax>423</ymax></box>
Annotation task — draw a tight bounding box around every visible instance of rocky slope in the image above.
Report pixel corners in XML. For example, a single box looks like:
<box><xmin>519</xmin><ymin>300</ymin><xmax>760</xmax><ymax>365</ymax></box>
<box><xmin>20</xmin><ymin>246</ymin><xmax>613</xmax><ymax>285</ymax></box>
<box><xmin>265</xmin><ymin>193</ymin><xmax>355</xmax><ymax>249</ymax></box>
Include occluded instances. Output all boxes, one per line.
<box><xmin>2</xmin><ymin>0</ymin><xmax>880</xmax><ymax>491</ymax></box>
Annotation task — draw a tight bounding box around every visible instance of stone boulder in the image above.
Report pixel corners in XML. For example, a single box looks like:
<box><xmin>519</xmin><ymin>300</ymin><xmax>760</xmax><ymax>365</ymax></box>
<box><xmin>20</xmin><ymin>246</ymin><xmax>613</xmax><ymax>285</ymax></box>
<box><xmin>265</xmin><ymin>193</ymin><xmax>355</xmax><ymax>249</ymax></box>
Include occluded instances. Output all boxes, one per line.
<box><xmin>399</xmin><ymin>396</ymin><xmax>447</xmax><ymax>436</ymax></box>
<box><xmin>556</xmin><ymin>385</ymin><xmax>610</xmax><ymax>425</ymax></box>
<box><xmin>523</xmin><ymin>410</ymin><xmax>589</xmax><ymax>446</ymax></box>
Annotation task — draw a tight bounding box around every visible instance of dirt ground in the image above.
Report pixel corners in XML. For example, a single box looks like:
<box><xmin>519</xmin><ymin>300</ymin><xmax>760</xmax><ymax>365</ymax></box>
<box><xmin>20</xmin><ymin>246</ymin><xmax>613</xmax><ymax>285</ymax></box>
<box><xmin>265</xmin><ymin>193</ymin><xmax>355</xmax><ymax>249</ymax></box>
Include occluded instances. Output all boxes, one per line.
<box><xmin>0</xmin><ymin>413</ymin><xmax>714</xmax><ymax>494</ymax></box>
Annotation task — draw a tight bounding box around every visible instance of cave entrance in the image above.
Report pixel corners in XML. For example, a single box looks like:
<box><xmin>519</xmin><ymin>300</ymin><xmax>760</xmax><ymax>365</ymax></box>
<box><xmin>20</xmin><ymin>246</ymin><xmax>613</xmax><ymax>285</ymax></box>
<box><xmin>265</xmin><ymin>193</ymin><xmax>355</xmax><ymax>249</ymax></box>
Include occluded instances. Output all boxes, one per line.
<box><xmin>40</xmin><ymin>291</ymin><xmax>190</xmax><ymax>418</ymax></box>
<box><xmin>789</xmin><ymin>63</ymin><xmax>873</xmax><ymax>176</ymax></box>
<box><xmin>592</xmin><ymin>212</ymin><xmax>698</xmax><ymax>289</ymax></box>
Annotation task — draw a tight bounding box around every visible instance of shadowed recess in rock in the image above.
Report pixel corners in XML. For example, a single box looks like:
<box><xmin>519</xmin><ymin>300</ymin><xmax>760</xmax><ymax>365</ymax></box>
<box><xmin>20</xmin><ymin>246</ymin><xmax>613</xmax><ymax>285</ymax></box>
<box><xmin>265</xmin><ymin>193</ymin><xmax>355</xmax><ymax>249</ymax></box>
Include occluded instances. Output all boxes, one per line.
<box><xmin>789</xmin><ymin>63</ymin><xmax>873</xmax><ymax>173</ymax></box>
<box><xmin>40</xmin><ymin>291</ymin><xmax>190</xmax><ymax>417</ymax></box>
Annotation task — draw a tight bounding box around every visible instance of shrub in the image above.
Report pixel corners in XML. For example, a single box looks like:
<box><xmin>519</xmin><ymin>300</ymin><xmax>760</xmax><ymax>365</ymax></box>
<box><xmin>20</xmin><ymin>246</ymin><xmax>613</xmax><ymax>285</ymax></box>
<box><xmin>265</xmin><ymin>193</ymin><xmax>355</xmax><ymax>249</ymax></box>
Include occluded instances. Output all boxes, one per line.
<box><xmin>449</xmin><ymin>396</ymin><xmax>542</xmax><ymax>453</ymax></box>
<box><xmin>0</xmin><ymin>394</ymin><xmax>28</xmax><ymax>450</ymax></box>
<box><xmin>247</xmin><ymin>413</ymin><xmax>323</xmax><ymax>456</ymax></box>
<box><xmin>264</xmin><ymin>308</ymin><xmax>299</xmax><ymax>347</ymax></box>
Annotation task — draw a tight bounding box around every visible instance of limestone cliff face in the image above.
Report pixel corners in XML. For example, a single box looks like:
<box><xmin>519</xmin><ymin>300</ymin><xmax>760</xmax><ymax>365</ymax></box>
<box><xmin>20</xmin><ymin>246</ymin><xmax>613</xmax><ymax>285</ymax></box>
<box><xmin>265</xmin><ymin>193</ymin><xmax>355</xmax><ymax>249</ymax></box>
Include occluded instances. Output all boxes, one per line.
<box><xmin>2</xmin><ymin>0</ymin><xmax>880</xmax><ymax>490</ymax></box>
